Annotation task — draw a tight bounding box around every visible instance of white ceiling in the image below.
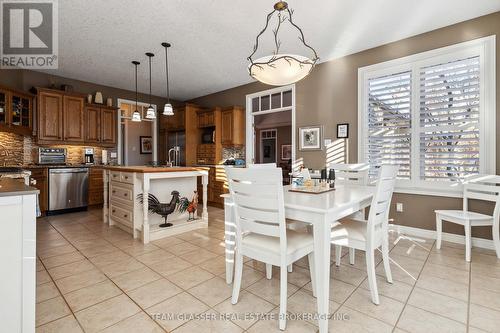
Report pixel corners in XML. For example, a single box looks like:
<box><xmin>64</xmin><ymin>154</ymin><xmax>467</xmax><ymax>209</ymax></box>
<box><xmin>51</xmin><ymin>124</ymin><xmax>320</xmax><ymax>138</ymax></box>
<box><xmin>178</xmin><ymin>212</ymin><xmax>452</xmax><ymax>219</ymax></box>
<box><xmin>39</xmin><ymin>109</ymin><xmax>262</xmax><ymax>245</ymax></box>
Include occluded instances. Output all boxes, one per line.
<box><xmin>43</xmin><ymin>0</ymin><xmax>500</xmax><ymax>101</ymax></box>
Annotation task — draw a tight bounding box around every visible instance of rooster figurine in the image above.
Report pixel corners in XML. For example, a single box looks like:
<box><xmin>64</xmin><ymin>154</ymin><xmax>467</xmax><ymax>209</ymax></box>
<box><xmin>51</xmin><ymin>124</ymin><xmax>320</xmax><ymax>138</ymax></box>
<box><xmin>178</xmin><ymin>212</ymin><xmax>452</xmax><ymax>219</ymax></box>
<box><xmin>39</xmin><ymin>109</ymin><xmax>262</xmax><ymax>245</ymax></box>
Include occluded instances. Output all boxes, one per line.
<box><xmin>137</xmin><ymin>191</ymin><xmax>180</xmax><ymax>228</ymax></box>
<box><xmin>178</xmin><ymin>191</ymin><xmax>199</xmax><ymax>221</ymax></box>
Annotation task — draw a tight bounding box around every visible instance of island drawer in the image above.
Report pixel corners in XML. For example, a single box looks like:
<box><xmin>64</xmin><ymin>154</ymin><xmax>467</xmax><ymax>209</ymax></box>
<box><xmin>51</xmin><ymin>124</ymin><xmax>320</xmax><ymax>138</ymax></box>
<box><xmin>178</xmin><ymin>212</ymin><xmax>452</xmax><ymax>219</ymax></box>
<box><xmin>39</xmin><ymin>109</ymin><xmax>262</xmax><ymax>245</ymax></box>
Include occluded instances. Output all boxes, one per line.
<box><xmin>120</xmin><ymin>172</ymin><xmax>134</xmax><ymax>184</ymax></box>
<box><xmin>110</xmin><ymin>182</ymin><xmax>134</xmax><ymax>204</ymax></box>
<box><xmin>109</xmin><ymin>171</ymin><xmax>121</xmax><ymax>182</ymax></box>
<box><xmin>110</xmin><ymin>203</ymin><xmax>133</xmax><ymax>226</ymax></box>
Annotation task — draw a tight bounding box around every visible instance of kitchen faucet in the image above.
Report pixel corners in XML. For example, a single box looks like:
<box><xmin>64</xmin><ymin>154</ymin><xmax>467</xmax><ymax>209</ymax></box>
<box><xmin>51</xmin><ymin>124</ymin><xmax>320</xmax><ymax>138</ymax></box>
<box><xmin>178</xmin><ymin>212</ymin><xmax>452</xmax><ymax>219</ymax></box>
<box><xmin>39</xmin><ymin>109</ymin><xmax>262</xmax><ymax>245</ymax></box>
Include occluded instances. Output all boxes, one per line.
<box><xmin>168</xmin><ymin>146</ymin><xmax>180</xmax><ymax>167</ymax></box>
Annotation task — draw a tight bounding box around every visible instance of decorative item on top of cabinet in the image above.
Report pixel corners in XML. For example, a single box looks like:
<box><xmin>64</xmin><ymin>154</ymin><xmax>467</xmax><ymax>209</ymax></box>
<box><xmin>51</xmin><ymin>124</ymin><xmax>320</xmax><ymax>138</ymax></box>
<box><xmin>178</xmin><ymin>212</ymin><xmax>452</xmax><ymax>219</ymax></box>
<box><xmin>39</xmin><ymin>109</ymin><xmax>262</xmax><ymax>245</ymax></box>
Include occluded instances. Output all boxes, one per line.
<box><xmin>94</xmin><ymin>92</ymin><xmax>103</xmax><ymax>104</ymax></box>
<box><xmin>221</xmin><ymin>106</ymin><xmax>245</xmax><ymax>145</ymax></box>
<box><xmin>0</xmin><ymin>85</ymin><xmax>34</xmax><ymax>136</ymax></box>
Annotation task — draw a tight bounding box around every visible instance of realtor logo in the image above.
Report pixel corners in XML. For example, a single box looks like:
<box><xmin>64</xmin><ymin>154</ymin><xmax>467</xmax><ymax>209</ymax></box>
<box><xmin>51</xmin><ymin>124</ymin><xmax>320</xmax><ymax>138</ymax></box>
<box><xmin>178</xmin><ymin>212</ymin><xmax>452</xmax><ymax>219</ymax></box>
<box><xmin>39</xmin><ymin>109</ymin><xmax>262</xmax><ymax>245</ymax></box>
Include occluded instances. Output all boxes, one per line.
<box><xmin>1</xmin><ymin>0</ymin><xmax>58</xmax><ymax>69</ymax></box>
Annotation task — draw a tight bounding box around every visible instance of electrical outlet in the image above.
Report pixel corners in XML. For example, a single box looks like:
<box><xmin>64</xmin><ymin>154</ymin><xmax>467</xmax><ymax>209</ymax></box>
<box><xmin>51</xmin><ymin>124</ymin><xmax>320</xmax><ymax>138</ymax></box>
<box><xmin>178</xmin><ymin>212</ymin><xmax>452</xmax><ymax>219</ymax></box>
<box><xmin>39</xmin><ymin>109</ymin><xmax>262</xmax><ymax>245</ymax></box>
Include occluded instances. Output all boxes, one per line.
<box><xmin>396</xmin><ymin>203</ymin><xmax>403</xmax><ymax>212</ymax></box>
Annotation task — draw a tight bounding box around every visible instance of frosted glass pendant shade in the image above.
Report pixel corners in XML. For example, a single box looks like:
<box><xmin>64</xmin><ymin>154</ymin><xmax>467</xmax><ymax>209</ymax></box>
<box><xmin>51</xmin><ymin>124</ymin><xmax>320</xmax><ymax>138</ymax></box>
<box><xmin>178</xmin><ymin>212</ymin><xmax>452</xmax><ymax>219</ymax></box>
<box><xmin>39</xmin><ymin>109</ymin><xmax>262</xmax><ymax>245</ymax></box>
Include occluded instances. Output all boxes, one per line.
<box><xmin>146</xmin><ymin>106</ymin><xmax>156</xmax><ymax>119</ymax></box>
<box><xmin>249</xmin><ymin>54</ymin><xmax>314</xmax><ymax>86</ymax></box>
<box><xmin>131</xmin><ymin>110</ymin><xmax>141</xmax><ymax>122</ymax></box>
<box><xmin>163</xmin><ymin>103</ymin><xmax>174</xmax><ymax>116</ymax></box>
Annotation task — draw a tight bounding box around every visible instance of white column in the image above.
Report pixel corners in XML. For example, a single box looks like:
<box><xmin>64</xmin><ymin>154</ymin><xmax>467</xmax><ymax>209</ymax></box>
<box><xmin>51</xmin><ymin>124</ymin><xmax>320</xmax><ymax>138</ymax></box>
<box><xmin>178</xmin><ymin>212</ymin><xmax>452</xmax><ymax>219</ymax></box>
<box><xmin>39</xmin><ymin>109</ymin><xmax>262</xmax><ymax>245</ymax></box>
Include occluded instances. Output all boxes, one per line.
<box><xmin>142</xmin><ymin>174</ymin><xmax>150</xmax><ymax>244</ymax></box>
<box><xmin>202</xmin><ymin>172</ymin><xmax>208</xmax><ymax>221</ymax></box>
<box><xmin>102</xmin><ymin>169</ymin><xmax>108</xmax><ymax>224</ymax></box>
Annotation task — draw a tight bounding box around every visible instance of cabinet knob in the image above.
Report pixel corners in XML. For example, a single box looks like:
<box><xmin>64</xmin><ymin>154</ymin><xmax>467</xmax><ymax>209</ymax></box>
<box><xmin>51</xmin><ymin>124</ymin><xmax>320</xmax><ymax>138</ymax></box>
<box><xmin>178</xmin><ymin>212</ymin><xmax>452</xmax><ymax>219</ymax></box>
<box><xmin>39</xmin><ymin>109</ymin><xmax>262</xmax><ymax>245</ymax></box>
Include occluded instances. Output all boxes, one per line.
<box><xmin>112</xmin><ymin>190</ymin><xmax>116</xmax><ymax>194</ymax></box>
<box><xmin>112</xmin><ymin>209</ymin><xmax>116</xmax><ymax>213</ymax></box>
<box><xmin>124</xmin><ymin>214</ymin><xmax>128</xmax><ymax>218</ymax></box>
<box><xmin>124</xmin><ymin>176</ymin><xmax>129</xmax><ymax>179</ymax></box>
<box><xmin>124</xmin><ymin>193</ymin><xmax>127</xmax><ymax>197</ymax></box>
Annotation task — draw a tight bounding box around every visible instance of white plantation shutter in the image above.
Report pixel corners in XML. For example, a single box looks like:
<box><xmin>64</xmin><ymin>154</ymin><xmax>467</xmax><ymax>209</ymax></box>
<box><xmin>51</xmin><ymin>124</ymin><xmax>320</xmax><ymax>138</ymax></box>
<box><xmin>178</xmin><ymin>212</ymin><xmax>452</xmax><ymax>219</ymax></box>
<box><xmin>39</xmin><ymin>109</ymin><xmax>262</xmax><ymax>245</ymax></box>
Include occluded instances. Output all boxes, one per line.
<box><xmin>367</xmin><ymin>71</ymin><xmax>412</xmax><ymax>179</ymax></box>
<box><xmin>419</xmin><ymin>56</ymin><xmax>480</xmax><ymax>181</ymax></box>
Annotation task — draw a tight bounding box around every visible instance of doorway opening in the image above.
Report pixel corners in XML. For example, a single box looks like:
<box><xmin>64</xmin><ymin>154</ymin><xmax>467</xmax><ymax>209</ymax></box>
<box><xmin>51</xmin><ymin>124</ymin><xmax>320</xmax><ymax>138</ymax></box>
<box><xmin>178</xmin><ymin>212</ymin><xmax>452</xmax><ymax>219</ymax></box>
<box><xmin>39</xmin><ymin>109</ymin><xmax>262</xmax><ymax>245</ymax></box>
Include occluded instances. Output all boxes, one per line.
<box><xmin>117</xmin><ymin>99</ymin><xmax>157</xmax><ymax>166</ymax></box>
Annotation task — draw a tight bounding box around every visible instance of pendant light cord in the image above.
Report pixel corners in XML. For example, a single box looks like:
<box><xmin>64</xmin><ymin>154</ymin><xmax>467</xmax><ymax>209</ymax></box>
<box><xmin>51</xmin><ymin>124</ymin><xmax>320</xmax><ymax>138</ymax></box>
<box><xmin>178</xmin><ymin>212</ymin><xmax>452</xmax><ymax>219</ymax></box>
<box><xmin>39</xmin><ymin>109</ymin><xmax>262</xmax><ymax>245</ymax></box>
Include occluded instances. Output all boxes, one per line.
<box><xmin>165</xmin><ymin>45</ymin><xmax>170</xmax><ymax>103</ymax></box>
<box><xmin>148</xmin><ymin>55</ymin><xmax>152</xmax><ymax>106</ymax></box>
<box><xmin>135</xmin><ymin>63</ymin><xmax>138</xmax><ymax>111</ymax></box>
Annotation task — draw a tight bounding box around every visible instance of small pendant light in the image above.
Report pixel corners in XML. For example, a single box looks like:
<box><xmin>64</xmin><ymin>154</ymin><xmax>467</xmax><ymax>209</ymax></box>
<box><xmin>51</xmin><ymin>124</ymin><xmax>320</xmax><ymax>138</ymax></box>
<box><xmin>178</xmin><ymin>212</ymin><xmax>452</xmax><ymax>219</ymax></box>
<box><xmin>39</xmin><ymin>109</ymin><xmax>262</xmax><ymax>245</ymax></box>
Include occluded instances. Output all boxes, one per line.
<box><xmin>161</xmin><ymin>42</ymin><xmax>174</xmax><ymax>116</ymax></box>
<box><xmin>131</xmin><ymin>60</ymin><xmax>141</xmax><ymax>122</ymax></box>
<box><xmin>145</xmin><ymin>52</ymin><xmax>156</xmax><ymax>119</ymax></box>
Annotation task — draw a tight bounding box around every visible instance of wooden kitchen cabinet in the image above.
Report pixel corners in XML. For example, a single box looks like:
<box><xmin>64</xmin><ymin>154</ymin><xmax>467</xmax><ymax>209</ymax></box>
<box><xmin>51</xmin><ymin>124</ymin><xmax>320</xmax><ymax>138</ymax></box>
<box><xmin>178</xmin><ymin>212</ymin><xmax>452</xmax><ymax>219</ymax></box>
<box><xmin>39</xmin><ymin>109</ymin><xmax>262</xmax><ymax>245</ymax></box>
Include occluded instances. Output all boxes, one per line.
<box><xmin>0</xmin><ymin>86</ymin><xmax>34</xmax><ymax>136</ymax></box>
<box><xmin>197</xmin><ymin>111</ymin><xmax>215</xmax><ymax>128</ymax></box>
<box><xmin>27</xmin><ymin>168</ymin><xmax>48</xmax><ymax>214</ymax></box>
<box><xmin>221</xmin><ymin>106</ymin><xmax>245</xmax><ymax>145</ymax></box>
<box><xmin>85</xmin><ymin>106</ymin><xmax>100</xmax><ymax>143</ymax></box>
<box><xmin>63</xmin><ymin>95</ymin><xmax>85</xmax><ymax>142</ymax></box>
<box><xmin>38</xmin><ymin>90</ymin><xmax>63</xmax><ymax>141</ymax></box>
<box><xmin>88</xmin><ymin>167</ymin><xmax>104</xmax><ymax>206</ymax></box>
<box><xmin>100</xmin><ymin>107</ymin><xmax>117</xmax><ymax>146</ymax></box>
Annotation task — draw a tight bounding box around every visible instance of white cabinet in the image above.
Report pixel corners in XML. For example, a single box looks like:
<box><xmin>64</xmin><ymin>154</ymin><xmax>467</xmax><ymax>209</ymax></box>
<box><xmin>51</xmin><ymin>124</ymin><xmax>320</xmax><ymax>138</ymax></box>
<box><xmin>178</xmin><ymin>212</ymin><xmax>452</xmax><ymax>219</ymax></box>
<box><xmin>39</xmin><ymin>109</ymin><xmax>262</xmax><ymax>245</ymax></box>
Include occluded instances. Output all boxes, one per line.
<box><xmin>0</xmin><ymin>194</ymin><xmax>37</xmax><ymax>333</ymax></box>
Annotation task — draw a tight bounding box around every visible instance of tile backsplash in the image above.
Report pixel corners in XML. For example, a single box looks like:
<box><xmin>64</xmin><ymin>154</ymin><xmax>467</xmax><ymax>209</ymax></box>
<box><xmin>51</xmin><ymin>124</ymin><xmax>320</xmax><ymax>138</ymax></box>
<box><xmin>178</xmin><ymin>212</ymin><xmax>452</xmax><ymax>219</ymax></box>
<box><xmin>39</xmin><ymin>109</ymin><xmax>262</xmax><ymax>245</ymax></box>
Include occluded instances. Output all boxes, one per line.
<box><xmin>0</xmin><ymin>132</ymin><xmax>117</xmax><ymax>165</ymax></box>
<box><xmin>222</xmin><ymin>146</ymin><xmax>245</xmax><ymax>161</ymax></box>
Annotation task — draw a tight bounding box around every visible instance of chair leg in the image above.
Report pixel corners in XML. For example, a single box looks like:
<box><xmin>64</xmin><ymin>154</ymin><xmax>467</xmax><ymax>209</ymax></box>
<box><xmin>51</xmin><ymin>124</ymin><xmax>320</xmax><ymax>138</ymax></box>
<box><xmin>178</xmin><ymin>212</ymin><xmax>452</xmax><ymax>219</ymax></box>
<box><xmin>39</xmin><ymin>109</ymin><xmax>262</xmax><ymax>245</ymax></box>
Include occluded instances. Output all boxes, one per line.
<box><xmin>493</xmin><ymin>223</ymin><xmax>500</xmax><ymax>259</ymax></box>
<box><xmin>335</xmin><ymin>245</ymin><xmax>342</xmax><ymax>266</ymax></box>
<box><xmin>365</xmin><ymin>249</ymin><xmax>379</xmax><ymax>305</ymax></box>
<box><xmin>349</xmin><ymin>248</ymin><xmax>355</xmax><ymax>265</ymax></box>
<box><xmin>436</xmin><ymin>215</ymin><xmax>442</xmax><ymax>249</ymax></box>
<box><xmin>308</xmin><ymin>252</ymin><xmax>317</xmax><ymax>297</ymax></box>
<box><xmin>279</xmin><ymin>264</ymin><xmax>288</xmax><ymax>330</ymax></box>
<box><xmin>381</xmin><ymin>239</ymin><xmax>393</xmax><ymax>284</ymax></box>
<box><xmin>266</xmin><ymin>264</ymin><xmax>273</xmax><ymax>279</ymax></box>
<box><xmin>231</xmin><ymin>250</ymin><xmax>243</xmax><ymax>304</ymax></box>
<box><xmin>287</xmin><ymin>264</ymin><xmax>293</xmax><ymax>273</ymax></box>
<box><xmin>465</xmin><ymin>222</ymin><xmax>471</xmax><ymax>262</ymax></box>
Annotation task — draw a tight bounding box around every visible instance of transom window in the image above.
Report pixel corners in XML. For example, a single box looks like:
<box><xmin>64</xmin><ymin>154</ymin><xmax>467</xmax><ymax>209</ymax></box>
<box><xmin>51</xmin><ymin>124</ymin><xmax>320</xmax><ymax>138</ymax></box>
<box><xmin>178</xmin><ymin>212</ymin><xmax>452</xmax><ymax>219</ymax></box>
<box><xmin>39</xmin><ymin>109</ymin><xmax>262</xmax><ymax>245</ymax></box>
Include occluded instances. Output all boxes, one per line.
<box><xmin>358</xmin><ymin>37</ymin><xmax>495</xmax><ymax>195</ymax></box>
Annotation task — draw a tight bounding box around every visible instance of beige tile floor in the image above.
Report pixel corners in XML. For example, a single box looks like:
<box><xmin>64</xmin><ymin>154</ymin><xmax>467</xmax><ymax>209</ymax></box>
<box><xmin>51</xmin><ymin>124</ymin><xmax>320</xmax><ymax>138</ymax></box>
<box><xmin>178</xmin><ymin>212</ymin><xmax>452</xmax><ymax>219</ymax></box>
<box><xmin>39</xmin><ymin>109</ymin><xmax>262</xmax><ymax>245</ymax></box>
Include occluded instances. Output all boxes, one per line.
<box><xmin>35</xmin><ymin>207</ymin><xmax>500</xmax><ymax>332</ymax></box>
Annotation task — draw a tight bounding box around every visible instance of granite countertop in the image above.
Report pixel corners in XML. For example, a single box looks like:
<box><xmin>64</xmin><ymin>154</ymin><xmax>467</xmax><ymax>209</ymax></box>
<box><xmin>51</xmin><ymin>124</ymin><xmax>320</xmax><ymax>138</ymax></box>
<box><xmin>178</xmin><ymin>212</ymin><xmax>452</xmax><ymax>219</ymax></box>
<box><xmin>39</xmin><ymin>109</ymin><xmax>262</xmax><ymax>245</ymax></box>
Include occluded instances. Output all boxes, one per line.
<box><xmin>22</xmin><ymin>164</ymin><xmax>104</xmax><ymax>169</ymax></box>
<box><xmin>103</xmin><ymin>165</ymin><xmax>210</xmax><ymax>173</ymax></box>
<box><xmin>0</xmin><ymin>178</ymin><xmax>39</xmax><ymax>197</ymax></box>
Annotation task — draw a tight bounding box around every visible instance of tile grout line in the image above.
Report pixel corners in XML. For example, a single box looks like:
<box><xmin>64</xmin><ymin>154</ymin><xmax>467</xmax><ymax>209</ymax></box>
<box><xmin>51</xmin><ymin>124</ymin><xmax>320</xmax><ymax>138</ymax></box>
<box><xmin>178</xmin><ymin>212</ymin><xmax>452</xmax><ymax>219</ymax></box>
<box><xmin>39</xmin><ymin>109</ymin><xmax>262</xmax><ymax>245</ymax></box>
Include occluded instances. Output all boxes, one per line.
<box><xmin>42</xmin><ymin>214</ymin><xmax>168</xmax><ymax>333</ymax></box>
<box><xmin>392</xmin><ymin>239</ymin><xmax>434</xmax><ymax>332</ymax></box>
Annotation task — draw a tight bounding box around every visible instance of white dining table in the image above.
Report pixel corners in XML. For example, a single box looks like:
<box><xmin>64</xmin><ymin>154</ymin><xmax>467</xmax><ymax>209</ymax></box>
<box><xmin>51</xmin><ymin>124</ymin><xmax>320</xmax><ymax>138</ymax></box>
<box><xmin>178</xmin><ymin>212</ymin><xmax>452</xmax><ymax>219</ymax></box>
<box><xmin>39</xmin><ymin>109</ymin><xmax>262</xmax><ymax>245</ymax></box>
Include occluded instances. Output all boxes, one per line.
<box><xmin>222</xmin><ymin>184</ymin><xmax>375</xmax><ymax>333</ymax></box>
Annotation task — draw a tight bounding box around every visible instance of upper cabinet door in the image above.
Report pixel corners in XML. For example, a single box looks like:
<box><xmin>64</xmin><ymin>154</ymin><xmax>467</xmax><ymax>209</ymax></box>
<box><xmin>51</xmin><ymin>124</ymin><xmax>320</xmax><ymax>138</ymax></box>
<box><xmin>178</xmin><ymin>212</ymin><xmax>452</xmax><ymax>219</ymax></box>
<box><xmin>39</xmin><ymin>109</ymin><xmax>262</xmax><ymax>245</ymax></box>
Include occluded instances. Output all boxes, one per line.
<box><xmin>85</xmin><ymin>107</ymin><xmax>100</xmax><ymax>143</ymax></box>
<box><xmin>38</xmin><ymin>91</ymin><xmax>63</xmax><ymax>141</ymax></box>
<box><xmin>101</xmin><ymin>108</ymin><xmax>116</xmax><ymax>145</ymax></box>
<box><xmin>0</xmin><ymin>89</ymin><xmax>8</xmax><ymax>128</ymax></box>
<box><xmin>221</xmin><ymin>110</ymin><xmax>233</xmax><ymax>145</ymax></box>
<box><xmin>63</xmin><ymin>95</ymin><xmax>85</xmax><ymax>142</ymax></box>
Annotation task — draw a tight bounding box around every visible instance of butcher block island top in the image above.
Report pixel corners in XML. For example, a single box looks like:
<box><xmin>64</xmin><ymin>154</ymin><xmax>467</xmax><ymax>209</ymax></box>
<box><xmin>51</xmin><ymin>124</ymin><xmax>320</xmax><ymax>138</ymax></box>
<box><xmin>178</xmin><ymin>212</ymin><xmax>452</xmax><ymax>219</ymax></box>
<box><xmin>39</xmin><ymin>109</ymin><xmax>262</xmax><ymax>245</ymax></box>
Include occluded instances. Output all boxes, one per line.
<box><xmin>102</xmin><ymin>166</ymin><xmax>209</xmax><ymax>173</ymax></box>
<box><xmin>103</xmin><ymin>166</ymin><xmax>209</xmax><ymax>244</ymax></box>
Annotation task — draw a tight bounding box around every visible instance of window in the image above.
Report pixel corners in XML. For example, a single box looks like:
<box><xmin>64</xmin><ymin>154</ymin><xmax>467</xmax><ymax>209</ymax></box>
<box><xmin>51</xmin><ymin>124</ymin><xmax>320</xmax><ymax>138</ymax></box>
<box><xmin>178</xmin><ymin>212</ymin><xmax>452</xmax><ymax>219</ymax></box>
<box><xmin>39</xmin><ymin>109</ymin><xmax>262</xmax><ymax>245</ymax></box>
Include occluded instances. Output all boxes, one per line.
<box><xmin>359</xmin><ymin>37</ymin><xmax>495</xmax><ymax>195</ymax></box>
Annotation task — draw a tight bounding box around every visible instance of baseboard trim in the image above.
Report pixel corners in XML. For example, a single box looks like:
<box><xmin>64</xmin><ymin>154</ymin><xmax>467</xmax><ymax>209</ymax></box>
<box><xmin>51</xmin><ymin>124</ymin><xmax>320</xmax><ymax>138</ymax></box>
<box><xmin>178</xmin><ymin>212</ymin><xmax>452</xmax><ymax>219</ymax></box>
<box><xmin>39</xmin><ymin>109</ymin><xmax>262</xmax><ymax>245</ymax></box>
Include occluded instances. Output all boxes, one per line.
<box><xmin>390</xmin><ymin>224</ymin><xmax>495</xmax><ymax>251</ymax></box>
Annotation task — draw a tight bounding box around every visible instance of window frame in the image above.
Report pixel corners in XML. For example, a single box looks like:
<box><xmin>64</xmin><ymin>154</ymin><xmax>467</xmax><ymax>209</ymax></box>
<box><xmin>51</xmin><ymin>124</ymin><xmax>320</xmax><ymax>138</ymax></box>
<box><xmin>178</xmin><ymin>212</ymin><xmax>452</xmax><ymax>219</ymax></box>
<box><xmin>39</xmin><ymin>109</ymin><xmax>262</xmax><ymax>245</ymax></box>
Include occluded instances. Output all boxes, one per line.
<box><xmin>358</xmin><ymin>36</ymin><xmax>496</xmax><ymax>197</ymax></box>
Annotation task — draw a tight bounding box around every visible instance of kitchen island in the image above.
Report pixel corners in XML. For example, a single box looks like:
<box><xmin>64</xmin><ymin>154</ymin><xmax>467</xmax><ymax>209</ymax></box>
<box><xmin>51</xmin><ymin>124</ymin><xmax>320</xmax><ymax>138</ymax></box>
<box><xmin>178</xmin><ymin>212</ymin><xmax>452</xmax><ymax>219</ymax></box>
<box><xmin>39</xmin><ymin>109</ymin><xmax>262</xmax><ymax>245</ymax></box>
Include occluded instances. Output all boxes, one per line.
<box><xmin>103</xmin><ymin>166</ymin><xmax>209</xmax><ymax>243</ymax></box>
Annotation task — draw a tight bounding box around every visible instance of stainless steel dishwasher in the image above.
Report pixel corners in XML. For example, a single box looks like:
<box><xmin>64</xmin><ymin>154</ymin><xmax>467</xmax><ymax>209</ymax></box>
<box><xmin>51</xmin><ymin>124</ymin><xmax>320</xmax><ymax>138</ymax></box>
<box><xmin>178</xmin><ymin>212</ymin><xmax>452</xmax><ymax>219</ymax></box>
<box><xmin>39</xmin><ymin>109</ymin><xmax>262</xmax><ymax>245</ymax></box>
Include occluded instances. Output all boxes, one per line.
<box><xmin>48</xmin><ymin>167</ymin><xmax>89</xmax><ymax>214</ymax></box>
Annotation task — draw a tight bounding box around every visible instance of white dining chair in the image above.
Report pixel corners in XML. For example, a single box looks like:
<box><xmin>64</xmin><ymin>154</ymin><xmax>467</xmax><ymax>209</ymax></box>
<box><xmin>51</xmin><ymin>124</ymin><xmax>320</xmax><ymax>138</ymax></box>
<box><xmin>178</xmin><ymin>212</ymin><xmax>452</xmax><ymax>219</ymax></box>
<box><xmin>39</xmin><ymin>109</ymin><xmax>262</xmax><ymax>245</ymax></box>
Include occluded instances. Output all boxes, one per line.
<box><xmin>331</xmin><ymin>164</ymin><xmax>398</xmax><ymax>305</ymax></box>
<box><xmin>226</xmin><ymin>167</ymin><xmax>316</xmax><ymax>330</ymax></box>
<box><xmin>435</xmin><ymin>175</ymin><xmax>500</xmax><ymax>262</ymax></box>
<box><xmin>329</xmin><ymin>163</ymin><xmax>369</xmax><ymax>265</ymax></box>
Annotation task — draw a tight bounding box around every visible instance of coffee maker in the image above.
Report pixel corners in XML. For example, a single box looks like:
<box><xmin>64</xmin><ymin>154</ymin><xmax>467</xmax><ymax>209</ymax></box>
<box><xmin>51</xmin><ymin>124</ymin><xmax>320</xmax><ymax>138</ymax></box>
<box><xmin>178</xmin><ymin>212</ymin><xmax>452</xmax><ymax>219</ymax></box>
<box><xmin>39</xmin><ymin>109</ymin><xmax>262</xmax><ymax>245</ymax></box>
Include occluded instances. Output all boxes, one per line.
<box><xmin>84</xmin><ymin>148</ymin><xmax>94</xmax><ymax>165</ymax></box>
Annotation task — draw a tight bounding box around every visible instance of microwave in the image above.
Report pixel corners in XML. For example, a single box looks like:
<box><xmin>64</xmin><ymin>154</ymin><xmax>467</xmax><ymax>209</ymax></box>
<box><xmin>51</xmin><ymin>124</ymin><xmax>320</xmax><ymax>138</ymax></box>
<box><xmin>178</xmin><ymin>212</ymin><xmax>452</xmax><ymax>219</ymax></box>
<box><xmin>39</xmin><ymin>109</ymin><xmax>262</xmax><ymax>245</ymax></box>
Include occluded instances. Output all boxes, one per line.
<box><xmin>201</xmin><ymin>130</ymin><xmax>215</xmax><ymax>144</ymax></box>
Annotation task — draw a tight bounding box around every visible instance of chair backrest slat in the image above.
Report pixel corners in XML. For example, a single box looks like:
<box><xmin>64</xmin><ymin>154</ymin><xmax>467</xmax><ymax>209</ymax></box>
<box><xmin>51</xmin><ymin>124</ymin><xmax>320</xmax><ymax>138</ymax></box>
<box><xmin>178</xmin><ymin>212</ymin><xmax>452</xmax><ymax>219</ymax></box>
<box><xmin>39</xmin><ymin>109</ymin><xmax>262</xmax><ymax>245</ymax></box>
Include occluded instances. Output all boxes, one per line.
<box><xmin>226</xmin><ymin>167</ymin><xmax>285</xmax><ymax>241</ymax></box>
<box><xmin>366</xmin><ymin>165</ymin><xmax>398</xmax><ymax>241</ymax></box>
<box><xmin>329</xmin><ymin>163</ymin><xmax>369</xmax><ymax>185</ymax></box>
<box><xmin>463</xmin><ymin>175</ymin><xmax>500</xmax><ymax>222</ymax></box>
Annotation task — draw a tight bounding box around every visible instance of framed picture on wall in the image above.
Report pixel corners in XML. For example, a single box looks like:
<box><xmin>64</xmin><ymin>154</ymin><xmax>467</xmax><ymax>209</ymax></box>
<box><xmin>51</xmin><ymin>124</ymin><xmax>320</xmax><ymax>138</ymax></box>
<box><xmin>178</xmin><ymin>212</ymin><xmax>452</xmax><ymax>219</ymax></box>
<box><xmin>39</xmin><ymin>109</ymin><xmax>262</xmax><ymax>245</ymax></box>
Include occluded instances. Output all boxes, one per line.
<box><xmin>337</xmin><ymin>123</ymin><xmax>349</xmax><ymax>138</ymax></box>
<box><xmin>299</xmin><ymin>126</ymin><xmax>322</xmax><ymax>151</ymax></box>
<box><xmin>281</xmin><ymin>144</ymin><xmax>292</xmax><ymax>160</ymax></box>
<box><xmin>140</xmin><ymin>136</ymin><xmax>153</xmax><ymax>154</ymax></box>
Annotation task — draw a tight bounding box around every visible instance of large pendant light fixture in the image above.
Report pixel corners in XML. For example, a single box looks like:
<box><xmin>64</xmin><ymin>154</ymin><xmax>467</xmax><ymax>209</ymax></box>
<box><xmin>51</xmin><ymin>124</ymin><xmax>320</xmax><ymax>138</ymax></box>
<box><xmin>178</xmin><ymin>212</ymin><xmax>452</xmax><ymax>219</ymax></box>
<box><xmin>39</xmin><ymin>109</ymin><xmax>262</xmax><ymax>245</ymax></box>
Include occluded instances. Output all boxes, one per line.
<box><xmin>161</xmin><ymin>42</ymin><xmax>174</xmax><ymax>116</ymax></box>
<box><xmin>248</xmin><ymin>1</ymin><xmax>319</xmax><ymax>86</ymax></box>
<box><xmin>131</xmin><ymin>60</ymin><xmax>142</xmax><ymax>122</ymax></box>
<box><xmin>145</xmin><ymin>52</ymin><xmax>156</xmax><ymax>119</ymax></box>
